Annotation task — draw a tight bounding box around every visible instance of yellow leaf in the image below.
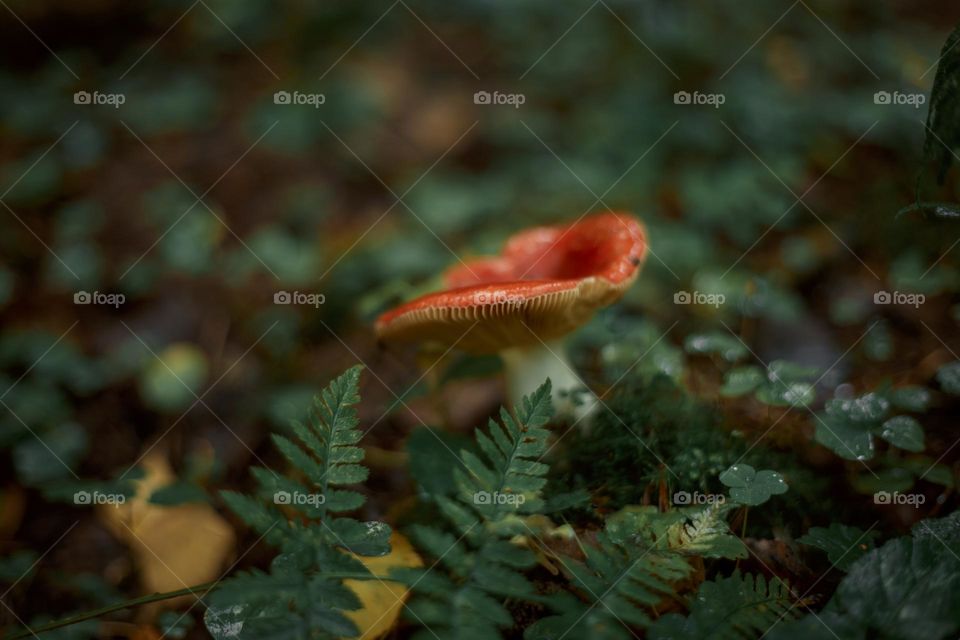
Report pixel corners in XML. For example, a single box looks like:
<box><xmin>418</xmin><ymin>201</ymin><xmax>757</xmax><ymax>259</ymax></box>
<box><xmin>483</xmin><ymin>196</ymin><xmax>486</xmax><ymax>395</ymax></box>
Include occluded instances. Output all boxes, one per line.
<box><xmin>343</xmin><ymin>531</ymin><xmax>422</xmax><ymax>639</ymax></box>
<box><xmin>100</xmin><ymin>452</ymin><xmax>235</xmax><ymax>602</ymax></box>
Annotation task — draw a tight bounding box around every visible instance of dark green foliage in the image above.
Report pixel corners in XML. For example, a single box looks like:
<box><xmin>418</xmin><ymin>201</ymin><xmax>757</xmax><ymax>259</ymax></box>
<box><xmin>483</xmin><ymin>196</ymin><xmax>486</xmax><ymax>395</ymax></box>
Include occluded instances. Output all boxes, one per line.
<box><xmin>648</xmin><ymin>571</ymin><xmax>797</xmax><ymax>640</ymax></box>
<box><xmin>525</xmin><ymin>505</ymin><xmax>747</xmax><ymax>640</ymax></box>
<box><xmin>770</xmin><ymin>512</ymin><xmax>960</xmax><ymax>640</ymax></box>
<box><xmin>719</xmin><ymin>465</ymin><xmax>789</xmax><ymax>507</ymax></box>
<box><xmin>395</xmin><ymin>381</ymin><xmax>560</xmax><ymax>640</ymax></box>
<box><xmin>814</xmin><ymin>390</ymin><xmax>927</xmax><ymax>461</ymax></box>
<box><xmin>924</xmin><ymin>23</ymin><xmax>960</xmax><ymax>184</ymax></box>
<box><xmin>455</xmin><ymin>380</ymin><xmax>554</xmax><ymax>522</ymax></box>
<box><xmin>797</xmin><ymin>524</ymin><xmax>879</xmax><ymax>572</ymax></box>
<box><xmin>205</xmin><ymin>366</ymin><xmax>389</xmax><ymax>640</ymax></box>
<box><xmin>720</xmin><ymin>361</ymin><xmax>817</xmax><ymax>408</ymax></box>
<box><xmin>937</xmin><ymin>360</ymin><xmax>960</xmax><ymax>395</ymax></box>
<box><xmin>684</xmin><ymin>332</ymin><xmax>749</xmax><ymax>363</ymax></box>
<box><xmin>549</xmin><ymin>374</ymin><xmax>750</xmax><ymax>508</ymax></box>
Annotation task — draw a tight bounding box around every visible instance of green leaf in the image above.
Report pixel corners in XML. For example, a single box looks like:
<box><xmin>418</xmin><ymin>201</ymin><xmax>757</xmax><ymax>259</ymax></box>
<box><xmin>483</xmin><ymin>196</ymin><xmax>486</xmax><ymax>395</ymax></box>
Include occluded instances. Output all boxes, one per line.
<box><xmin>669</xmin><ymin>503</ymin><xmax>747</xmax><ymax>559</ymax></box>
<box><xmin>936</xmin><ymin>360</ymin><xmax>960</xmax><ymax>395</ymax></box>
<box><xmin>879</xmin><ymin>415</ymin><xmax>925</xmax><ymax>452</ymax></box>
<box><xmin>810</xmin><ymin>513</ymin><xmax>960</xmax><ymax>639</ymax></box>
<box><xmin>923</xmin><ymin>23</ymin><xmax>960</xmax><ymax>183</ymax></box>
<box><xmin>826</xmin><ymin>393</ymin><xmax>890</xmax><ymax>424</ymax></box>
<box><xmin>454</xmin><ymin>379</ymin><xmax>554</xmax><ymax>523</ymax></box>
<box><xmin>797</xmin><ymin>524</ymin><xmax>879</xmax><ymax>572</ymax></box>
<box><xmin>207</xmin><ymin>366</ymin><xmax>389</xmax><ymax>640</ymax></box>
<box><xmin>719</xmin><ymin>464</ymin><xmax>788</xmax><ymax>506</ymax></box>
<box><xmin>157</xmin><ymin>610</ymin><xmax>194</xmax><ymax>639</ymax></box>
<box><xmin>720</xmin><ymin>366</ymin><xmax>764</xmax><ymax>397</ymax></box>
<box><xmin>649</xmin><ymin>571</ymin><xmax>797</xmax><ymax>639</ymax></box>
<box><xmin>400</xmin><ymin>381</ymin><xmax>558</xmax><ymax>640</ymax></box>
<box><xmin>814</xmin><ymin>414</ymin><xmax>875</xmax><ymax>461</ymax></box>
<box><xmin>889</xmin><ymin>385</ymin><xmax>932</xmax><ymax>412</ymax></box>
<box><xmin>683</xmin><ymin>332</ymin><xmax>748</xmax><ymax>362</ymax></box>
<box><xmin>766</xmin><ymin>360</ymin><xmax>818</xmax><ymax>383</ymax></box>
<box><xmin>756</xmin><ymin>381</ymin><xmax>815</xmax><ymax>407</ymax></box>
<box><xmin>13</xmin><ymin>421</ymin><xmax>87</xmax><ymax>486</ymax></box>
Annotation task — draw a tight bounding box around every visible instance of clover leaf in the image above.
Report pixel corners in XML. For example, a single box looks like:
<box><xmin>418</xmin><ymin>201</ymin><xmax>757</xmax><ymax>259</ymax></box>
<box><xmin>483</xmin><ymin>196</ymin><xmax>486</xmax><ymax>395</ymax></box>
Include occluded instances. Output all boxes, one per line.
<box><xmin>937</xmin><ymin>361</ymin><xmax>960</xmax><ymax>395</ymax></box>
<box><xmin>814</xmin><ymin>392</ymin><xmax>926</xmax><ymax>460</ymax></box>
<box><xmin>719</xmin><ymin>464</ymin><xmax>788</xmax><ymax>506</ymax></box>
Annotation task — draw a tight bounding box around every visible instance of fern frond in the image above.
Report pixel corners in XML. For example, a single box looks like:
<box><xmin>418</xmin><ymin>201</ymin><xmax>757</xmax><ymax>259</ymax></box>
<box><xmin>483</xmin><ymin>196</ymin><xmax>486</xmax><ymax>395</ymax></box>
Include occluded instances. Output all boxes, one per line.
<box><xmin>398</xmin><ymin>381</ymin><xmax>556</xmax><ymax>640</ymax></box>
<box><xmin>454</xmin><ymin>379</ymin><xmax>553</xmax><ymax>524</ymax></box>
<box><xmin>527</xmin><ymin>503</ymin><xmax>749</xmax><ymax>640</ymax></box>
<box><xmin>528</xmin><ymin>528</ymin><xmax>693</xmax><ymax>639</ymax></box>
<box><xmin>206</xmin><ymin>366</ymin><xmax>390</xmax><ymax>640</ymax></box>
<box><xmin>668</xmin><ymin>502</ymin><xmax>747</xmax><ymax>559</ymax></box>
<box><xmin>275</xmin><ymin>364</ymin><xmax>367</xmax><ymax>516</ymax></box>
<box><xmin>648</xmin><ymin>570</ymin><xmax>797</xmax><ymax>640</ymax></box>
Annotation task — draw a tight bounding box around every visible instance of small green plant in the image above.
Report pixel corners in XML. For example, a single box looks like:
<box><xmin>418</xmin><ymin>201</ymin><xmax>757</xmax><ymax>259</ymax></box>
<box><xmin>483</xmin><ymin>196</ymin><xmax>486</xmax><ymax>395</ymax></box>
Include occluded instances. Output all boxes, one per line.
<box><xmin>394</xmin><ymin>380</ymin><xmax>562</xmax><ymax>639</ymax></box>
<box><xmin>204</xmin><ymin>365</ymin><xmax>390</xmax><ymax>639</ymax></box>
<box><xmin>814</xmin><ymin>389</ymin><xmax>926</xmax><ymax>461</ymax></box>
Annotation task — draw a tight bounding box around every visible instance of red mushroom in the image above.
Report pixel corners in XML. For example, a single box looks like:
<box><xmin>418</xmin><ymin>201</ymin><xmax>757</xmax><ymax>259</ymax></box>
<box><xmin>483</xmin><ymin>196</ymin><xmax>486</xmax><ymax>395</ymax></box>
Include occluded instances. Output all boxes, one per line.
<box><xmin>375</xmin><ymin>212</ymin><xmax>648</xmax><ymax>417</ymax></box>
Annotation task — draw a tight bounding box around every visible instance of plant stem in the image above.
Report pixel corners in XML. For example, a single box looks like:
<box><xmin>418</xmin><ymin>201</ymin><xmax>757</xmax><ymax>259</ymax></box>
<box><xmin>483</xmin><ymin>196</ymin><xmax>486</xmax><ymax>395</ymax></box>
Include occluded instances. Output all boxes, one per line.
<box><xmin>2</xmin><ymin>570</ymin><xmax>393</xmax><ymax>639</ymax></box>
<box><xmin>3</xmin><ymin>582</ymin><xmax>219</xmax><ymax>640</ymax></box>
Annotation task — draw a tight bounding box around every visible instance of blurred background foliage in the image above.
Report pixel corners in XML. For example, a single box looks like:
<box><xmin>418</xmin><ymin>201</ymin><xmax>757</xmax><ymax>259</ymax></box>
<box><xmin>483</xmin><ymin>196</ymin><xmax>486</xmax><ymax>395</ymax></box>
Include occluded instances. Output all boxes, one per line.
<box><xmin>1</xmin><ymin>0</ymin><xmax>960</xmax><ymax>635</ymax></box>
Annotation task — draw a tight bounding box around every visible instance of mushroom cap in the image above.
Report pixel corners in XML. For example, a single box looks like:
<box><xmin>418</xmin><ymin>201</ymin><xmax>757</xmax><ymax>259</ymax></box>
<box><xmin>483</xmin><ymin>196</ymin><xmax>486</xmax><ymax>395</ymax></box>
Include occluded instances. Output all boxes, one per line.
<box><xmin>375</xmin><ymin>212</ymin><xmax>648</xmax><ymax>353</ymax></box>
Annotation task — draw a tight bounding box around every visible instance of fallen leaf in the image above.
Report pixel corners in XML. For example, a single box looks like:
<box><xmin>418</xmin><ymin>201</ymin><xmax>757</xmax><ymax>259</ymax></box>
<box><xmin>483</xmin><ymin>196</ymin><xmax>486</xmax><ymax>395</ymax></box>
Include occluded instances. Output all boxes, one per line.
<box><xmin>343</xmin><ymin>531</ymin><xmax>422</xmax><ymax>639</ymax></box>
<box><xmin>100</xmin><ymin>452</ymin><xmax>235</xmax><ymax>604</ymax></box>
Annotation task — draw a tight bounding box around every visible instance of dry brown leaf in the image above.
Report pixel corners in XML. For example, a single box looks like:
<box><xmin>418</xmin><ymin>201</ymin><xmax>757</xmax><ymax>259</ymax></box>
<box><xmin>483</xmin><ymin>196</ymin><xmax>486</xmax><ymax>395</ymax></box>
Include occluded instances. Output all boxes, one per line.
<box><xmin>100</xmin><ymin>452</ymin><xmax>235</xmax><ymax>604</ymax></box>
<box><xmin>343</xmin><ymin>531</ymin><xmax>422</xmax><ymax>639</ymax></box>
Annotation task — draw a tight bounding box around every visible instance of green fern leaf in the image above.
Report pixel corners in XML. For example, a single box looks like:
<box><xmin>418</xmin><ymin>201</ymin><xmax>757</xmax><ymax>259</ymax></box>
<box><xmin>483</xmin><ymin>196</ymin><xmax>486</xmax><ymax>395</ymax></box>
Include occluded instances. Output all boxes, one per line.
<box><xmin>528</xmin><ymin>508</ymin><xmax>696</xmax><ymax>640</ymax></box>
<box><xmin>648</xmin><ymin>570</ymin><xmax>797</xmax><ymax>640</ymax></box>
<box><xmin>454</xmin><ymin>379</ymin><xmax>553</xmax><ymax>522</ymax></box>
<box><xmin>399</xmin><ymin>381</ymin><xmax>556</xmax><ymax>640</ymax></box>
<box><xmin>669</xmin><ymin>503</ymin><xmax>748</xmax><ymax>559</ymax></box>
<box><xmin>206</xmin><ymin>366</ymin><xmax>389</xmax><ymax>640</ymax></box>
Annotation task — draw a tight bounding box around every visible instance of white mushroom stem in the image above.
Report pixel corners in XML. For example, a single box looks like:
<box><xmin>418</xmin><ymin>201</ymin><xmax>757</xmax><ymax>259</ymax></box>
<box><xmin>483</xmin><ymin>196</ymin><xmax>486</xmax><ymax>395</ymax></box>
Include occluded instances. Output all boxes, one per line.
<box><xmin>499</xmin><ymin>339</ymin><xmax>597</xmax><ymax>424</ymax></box>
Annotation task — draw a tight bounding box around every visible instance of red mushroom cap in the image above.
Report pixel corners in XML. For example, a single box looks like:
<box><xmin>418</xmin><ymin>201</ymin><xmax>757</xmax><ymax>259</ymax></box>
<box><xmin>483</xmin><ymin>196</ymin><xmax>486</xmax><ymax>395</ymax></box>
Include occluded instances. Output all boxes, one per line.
<box><xmin>375</xmin><ymin>212</ymin><xmax>648</xmax><ymax>353</ymax></box>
